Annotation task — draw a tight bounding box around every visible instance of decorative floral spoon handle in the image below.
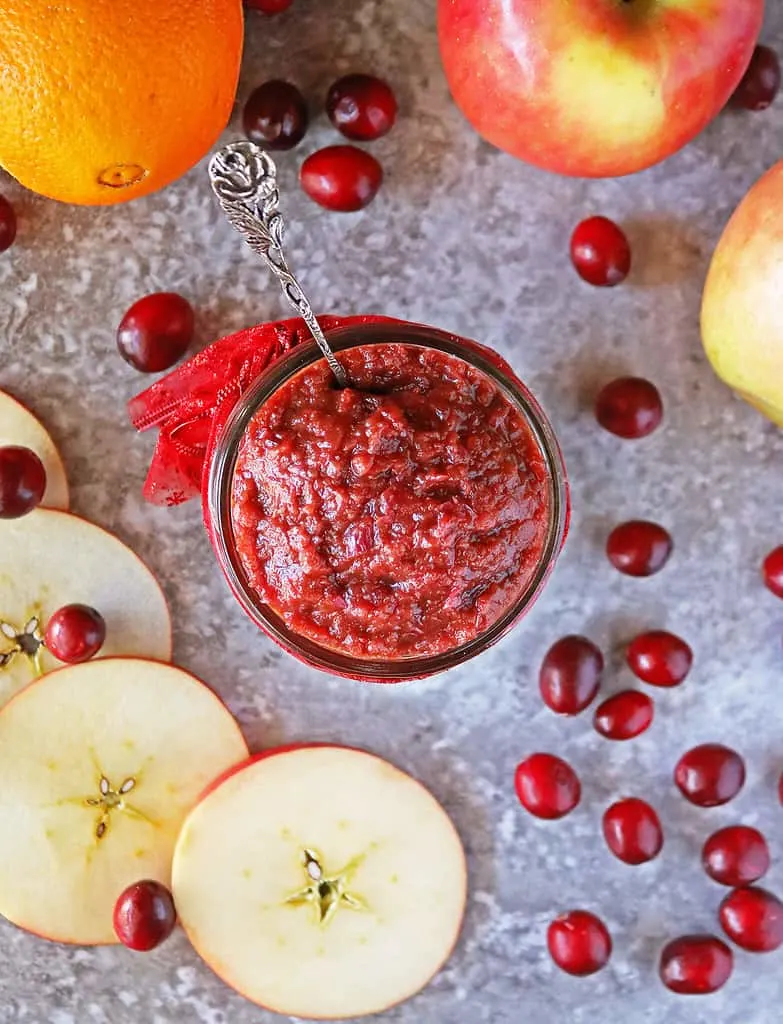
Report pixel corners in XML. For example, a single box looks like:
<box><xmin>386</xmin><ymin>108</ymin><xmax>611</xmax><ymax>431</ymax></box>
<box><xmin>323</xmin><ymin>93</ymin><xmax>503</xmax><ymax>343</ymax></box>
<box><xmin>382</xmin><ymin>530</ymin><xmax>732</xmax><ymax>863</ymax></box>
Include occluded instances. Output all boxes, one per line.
<box><xmin>208</xmin><ymin>140</ymin><xmax>349</xmax><ymax>388</ymax></box>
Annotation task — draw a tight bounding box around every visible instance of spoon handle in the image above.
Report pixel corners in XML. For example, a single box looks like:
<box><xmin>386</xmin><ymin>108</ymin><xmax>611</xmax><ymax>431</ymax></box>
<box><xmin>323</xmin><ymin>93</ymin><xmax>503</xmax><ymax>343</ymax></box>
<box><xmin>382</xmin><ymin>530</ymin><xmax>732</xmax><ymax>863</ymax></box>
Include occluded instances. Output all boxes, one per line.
<box><xmin>208</xmin><ymin>141</ymin><xmax>348</xmax><ymax>388</ymax></box>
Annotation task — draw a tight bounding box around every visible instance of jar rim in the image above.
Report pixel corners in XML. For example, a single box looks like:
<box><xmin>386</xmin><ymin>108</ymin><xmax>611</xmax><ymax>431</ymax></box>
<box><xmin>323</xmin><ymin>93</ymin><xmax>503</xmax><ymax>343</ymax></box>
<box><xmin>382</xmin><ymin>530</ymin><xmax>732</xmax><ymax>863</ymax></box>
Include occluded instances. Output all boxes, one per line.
<box><xmin>207</xmin><ymin>321</ymin><xmax>569</xmax><ymax>681</ymax></box>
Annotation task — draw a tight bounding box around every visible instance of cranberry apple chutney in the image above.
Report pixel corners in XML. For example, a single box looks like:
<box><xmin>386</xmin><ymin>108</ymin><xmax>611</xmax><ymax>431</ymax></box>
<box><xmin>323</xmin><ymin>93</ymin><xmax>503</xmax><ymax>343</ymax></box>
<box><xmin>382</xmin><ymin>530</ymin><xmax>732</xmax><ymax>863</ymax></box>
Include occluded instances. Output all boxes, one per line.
<box><xmin>229</xmin><ymin>338</ymin><xmax>560</xmax><ymax>664</ymax></box>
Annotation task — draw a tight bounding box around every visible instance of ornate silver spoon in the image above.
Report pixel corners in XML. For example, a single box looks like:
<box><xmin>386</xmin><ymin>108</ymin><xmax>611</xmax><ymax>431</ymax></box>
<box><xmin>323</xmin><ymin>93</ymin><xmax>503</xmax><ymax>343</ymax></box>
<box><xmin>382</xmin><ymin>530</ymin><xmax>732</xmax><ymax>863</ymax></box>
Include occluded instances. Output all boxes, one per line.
<box><xmin>208</xmin><ymin>140</ymin><xmax>349</xmax><ymax>388</ymax></box>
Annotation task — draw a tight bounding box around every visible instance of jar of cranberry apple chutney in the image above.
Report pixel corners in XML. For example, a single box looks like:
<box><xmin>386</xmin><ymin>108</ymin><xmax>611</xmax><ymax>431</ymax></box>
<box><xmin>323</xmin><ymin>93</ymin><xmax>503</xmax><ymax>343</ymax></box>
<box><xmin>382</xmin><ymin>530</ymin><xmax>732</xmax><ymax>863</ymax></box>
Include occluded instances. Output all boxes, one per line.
<box><xmin>207</xmin><ymin>321</ymin><xmax>569</xmax><ymax>682</ymax></box>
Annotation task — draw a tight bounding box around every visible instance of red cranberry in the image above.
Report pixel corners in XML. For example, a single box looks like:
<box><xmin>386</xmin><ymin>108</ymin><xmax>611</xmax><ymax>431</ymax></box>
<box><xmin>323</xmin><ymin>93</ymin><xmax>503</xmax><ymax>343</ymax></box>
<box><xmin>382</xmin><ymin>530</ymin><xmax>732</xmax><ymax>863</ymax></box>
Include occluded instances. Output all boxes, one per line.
<box><xmin>44</xmin><ymin>605</ymin><xmax>106</xmax><ymax>664</ymax></box>
<box><xmin>626</xmin><ymin>631</ymin><xmax>692</xmax><ymax>687</ymax></box>
<box><xmin>602</xmin><ymin>798</ymin><xmax>663</xmax><ymax>865</ymax></box>
<box><xmin>243</xmin><ymin>80</ymin><xmax>308</xmax><ymax>151</ymax></box>
<box><xmin>593</xmin><ymin>691</ymin><xmax>654</xmax><ymax>741</ymax></box>
<box><xmin>659</xmin><ymin>935</ymin><xmax>733</xmax><ymax>994</ymax></box>
<box><xmin>674</xmin><ymin>744</ymin><xmax>746</xmax><ymax>808</ymax></box>
<box><xmin>719</xmin><ymin>887</ymin><xmax>783</xmax><ymax>953</ymax></box>
<box><xmin>245</xmin><ymin>0</ymin><xmax>293</xmax><ymax>12</ymax></box>
<box><xmin>762</xmin><ymin>545</ymin><xmax>783</xmax><ymax>598</ymax></box>
<box><xmin>117</xmin><ymin>293</ymin><xmax>194</xmax><ymax>373</ymax></box>
<box><xmin>0</xmin><ymin>196</ymin><xmax>17</xmax><ymax>252</ymax></box>
<box><xmin>547</xmin><ymin>911</ymin><xmax>612</xmax><ymax>976</ymax></box>
<box><xmin>113</xmin><ymin>880</ymin><xmax>177</xmax><ymax>951</ymax></box>
<box><xmin>326</xmin><ymin>74</ymin><xmax>398</xmax><ymax>141</ymax></box>
<box><xmin>0</xmin><ymin>446</ymin><xmax>46</xmax><ymax>519</ymax></box>
<box><xmin>732</xmin><ymin>45</ymin><xmax>781</xmax><ymax>111</ymax></box>
<box><xmin>595</xmin><ymin>377</ymin><xmax>662</xmax><ymax>439</ymax></box>
<box><xmin>539</xmin><ymin>635</ymin><xmax>603</xmax><ymax>715</ymax></box>
<box><xmin>702</xmin><ymin>826</ymin><xmax>770</xmax><ymax>888</ymax></box>
<box><xmin>570</xmin><ymin>216</ymin><xmax>631</xmax><ymax>287</ymax></box>
<box><xmin>300</xmin><ymin>146</ymin><xmax>383</xmax><ymax>212</ymax></box>
<box><xmin>514</xmin><ymin>753</ymin><xmax>581</xmax><ymax>820</ymax></box>
<box><xmin>606</xmin><ymin>521</ymin><xmax>672</xmax><ymax>577</ymax></box>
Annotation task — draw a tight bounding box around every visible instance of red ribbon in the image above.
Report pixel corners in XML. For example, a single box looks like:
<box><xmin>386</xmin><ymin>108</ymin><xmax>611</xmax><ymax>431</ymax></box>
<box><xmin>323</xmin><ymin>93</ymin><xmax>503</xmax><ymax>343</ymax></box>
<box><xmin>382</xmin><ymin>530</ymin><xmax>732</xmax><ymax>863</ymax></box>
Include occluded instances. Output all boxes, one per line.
<box><xmin>128</xmin><ymin>314</ymin><xmax>398</xmax><ymax>508</ymax></box>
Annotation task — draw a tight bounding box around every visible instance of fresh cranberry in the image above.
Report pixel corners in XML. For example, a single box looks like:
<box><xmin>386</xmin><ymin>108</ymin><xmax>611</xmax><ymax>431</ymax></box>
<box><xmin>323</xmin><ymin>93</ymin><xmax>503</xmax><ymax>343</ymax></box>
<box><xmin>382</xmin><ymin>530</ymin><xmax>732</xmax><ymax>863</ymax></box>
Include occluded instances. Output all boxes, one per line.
<box><xmin>719</xmin><ymin>887</ymin><xmax>783</xmax><ymax>953</ymax></box>
<box><xmin>0</xmin><ymin>196</ymin><xmax>17</xmax><ymax>252</ymax></box>
<box><xmin>547</xmin><ymin>911</ymin><xmax>612</xmax><ymax>976</ymax></box>
<box><xmin>702</xmin><ymin>826</ymin><xmax>770</xmax><ymax>888</ymax></box>
<box><xmin>117</xmin><ymin>293</ymin><xmax>194</xmax><ymax>373</ymax></box>
<box><xmin>659</xmin><ymin>935</ymin><xmax>733</xmax><ymax>994</ymax></box>
<box><xmin>300</xmin><ymin>146</ymin><xmax>383</xmax><ymax>212</ymax></box>
<box><xmin>732</xmin><ymin>45</ymin><xmax>781</xmax><ymax>111</ymax></box>
<box><xmin>514</xmin><ymin>753</ymin><xmax>581</xmax><ymax>820</ymax></box>
<box><xmin>245</xmin><ymin>0</ymin><xmax>293</xmax><ymax>12</ymax></box>
<box><xmin>626</xmin><ymin>631</ymin><xmax>692</xmax><ymax>687</ymax></box>
<box><xmin>539</xmin><ymin>635</ymin><xmax>603</xmax><ymax>715</ymax></box>
<box><xmin>113</xmin><ymin>880</ymin><xmax>177</xmax><ymax>951</ymax></box>
<box><xmin>595</xmin><ymin>377</ymin><xmax>662</xmax><ymax>439</ymax></box>
<box><xmin>326</xmin><ymin>74</ymin><xmax>398</xmax><ymax>141</ymax></box>
<box><xmin>593</xmin><ymin>691</ymin><xmax>654</xmax><ymax>741</ymax></box>
<box><xmin>674</xmin><ymin>744</ymin><xmax>746</xmax><ymax>808</ymax></box>
<box><xmin>606</xmin><ymin>521</ymin><xmax>672</xmax><ymax>577</ymax></box>
<box><xmin>762</xmin><ymin>545</ymin><xmax>783</xmax><ymax>598</ymax></box>
<box><xmin>243</xmin><ymin>80</ymin><xmax>308</xmax><ymax>151</ymax></box>
<box><xmin>570</xmin><ymin>216</ymin><xmax>631</xmax><ymax>287</ymax></box>
<box><xmin>44</xmin><ymin>604</ymin><xmax>106</xmax><ymax>664</ymax></box>
<box><xmin>602</xmin><ymin>798</ymin><xmax>663</xmax><ymax>865</ymax></box>
<box><xmin>0</xmin><ymin>446</ymin><xmax>46</xmax><ymax>519</ymax></box>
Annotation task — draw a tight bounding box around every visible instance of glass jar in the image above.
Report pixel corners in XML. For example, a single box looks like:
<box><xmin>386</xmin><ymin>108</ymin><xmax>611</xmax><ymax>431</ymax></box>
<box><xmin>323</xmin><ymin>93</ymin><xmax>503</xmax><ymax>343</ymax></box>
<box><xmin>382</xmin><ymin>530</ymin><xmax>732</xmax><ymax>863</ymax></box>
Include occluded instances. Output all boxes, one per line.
<box><xmin>207</xmin><ymin>320</ymin><xmax>569</xmax><ymax>681</ymax></box>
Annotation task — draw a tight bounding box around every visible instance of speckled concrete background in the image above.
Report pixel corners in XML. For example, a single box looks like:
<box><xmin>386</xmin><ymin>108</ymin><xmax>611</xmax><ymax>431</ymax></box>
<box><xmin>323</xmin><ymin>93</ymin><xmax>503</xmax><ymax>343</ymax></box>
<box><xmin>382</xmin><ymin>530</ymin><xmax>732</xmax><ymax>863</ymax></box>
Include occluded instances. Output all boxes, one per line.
<box><xmin>2</xmin><ymin>2</ymin><xmax>783</xmax><ymax>1022</ymax></box>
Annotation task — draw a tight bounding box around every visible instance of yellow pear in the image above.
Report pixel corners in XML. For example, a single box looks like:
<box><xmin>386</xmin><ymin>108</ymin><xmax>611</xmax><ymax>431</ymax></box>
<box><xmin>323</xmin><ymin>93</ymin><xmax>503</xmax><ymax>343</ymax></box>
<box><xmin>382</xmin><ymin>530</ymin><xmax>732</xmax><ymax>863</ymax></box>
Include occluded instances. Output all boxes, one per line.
<box><xmin>701</xmin><ymin>158</ymin><xmax>783</xmax><ymax>427</ymax></box>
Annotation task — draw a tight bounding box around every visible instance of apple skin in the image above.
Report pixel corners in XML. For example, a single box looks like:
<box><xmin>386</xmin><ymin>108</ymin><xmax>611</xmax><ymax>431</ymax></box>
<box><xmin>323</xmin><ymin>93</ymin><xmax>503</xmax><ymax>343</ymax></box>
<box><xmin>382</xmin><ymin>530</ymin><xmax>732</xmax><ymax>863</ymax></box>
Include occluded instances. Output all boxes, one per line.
<box><xmin>701</xmin><ymin>158</ymin><xmax>783</xmax><ymax>427</ymax></box>
<box><xmin>197</xmin><ymin>743</ymin><xmax>333</xmax><ymax>802</ymax></box>
<box><xmin>437</xmin><ymin>0</ymin><xmax>763</xmax><ymax>177</ymax></box>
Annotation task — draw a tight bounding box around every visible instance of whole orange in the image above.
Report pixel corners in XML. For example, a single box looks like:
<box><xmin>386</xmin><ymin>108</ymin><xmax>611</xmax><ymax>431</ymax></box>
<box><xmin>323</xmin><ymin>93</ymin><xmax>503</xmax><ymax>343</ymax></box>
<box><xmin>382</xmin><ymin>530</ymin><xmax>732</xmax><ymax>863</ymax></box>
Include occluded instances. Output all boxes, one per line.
<box><xmin>0</xmin><ymin>0</ymin><xmax>244</xmax><ymax>205</ymax></box>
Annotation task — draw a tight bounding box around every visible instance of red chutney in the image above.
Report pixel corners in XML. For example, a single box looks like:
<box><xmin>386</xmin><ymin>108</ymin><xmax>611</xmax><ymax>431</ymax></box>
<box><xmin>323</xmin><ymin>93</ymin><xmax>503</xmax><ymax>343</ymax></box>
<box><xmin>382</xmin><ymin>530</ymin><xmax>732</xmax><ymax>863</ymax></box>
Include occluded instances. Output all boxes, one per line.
<box><xmin>231</xmin><ymin>343</ymin><xmax>551</xmax><ymax>659</ymax></box>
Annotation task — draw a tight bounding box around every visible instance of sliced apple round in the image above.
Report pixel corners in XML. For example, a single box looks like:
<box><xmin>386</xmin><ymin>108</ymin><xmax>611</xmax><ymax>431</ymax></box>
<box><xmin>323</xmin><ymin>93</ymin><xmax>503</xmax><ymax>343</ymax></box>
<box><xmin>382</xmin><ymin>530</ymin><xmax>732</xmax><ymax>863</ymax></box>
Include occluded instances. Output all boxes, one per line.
<box><xmin>0</xmin><ymin>509</ymin><xmax>172</xmax><ymax>706</ymax></box>
<box><xmin>0</xmin><ymin>658</ymin><xmax>248</xmax><ymax>945</ymax></box>
<box><xmin>172</xmin><ymin>745</ymin><xmax>467</xmax><ymax>1019</ymax></box>
<box><xmin>0</xmin><ymin>391</ymin><xmax>69</xmax><ymax>510</ymax></box>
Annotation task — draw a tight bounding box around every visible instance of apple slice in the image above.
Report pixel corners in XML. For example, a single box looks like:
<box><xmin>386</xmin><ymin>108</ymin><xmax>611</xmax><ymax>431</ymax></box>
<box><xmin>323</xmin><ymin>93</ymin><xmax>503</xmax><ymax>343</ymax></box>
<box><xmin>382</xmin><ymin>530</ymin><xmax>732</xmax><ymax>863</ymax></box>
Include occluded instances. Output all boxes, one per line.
<box><xmin>0</xmin><ymin>658</ymin><xmax>248</xmax><ymax>945</ymax></box>
<box><xmin>0</xmin><ymin>509</ymin><xmax>172</xmax><ymax>706</ymax></box>
<box><xmin>0</xmin><ymin>391</ymin><xmax>69</xmax><ymax>510</ymax></box>
<box><xmin>172</xmin><ymin>745</ymin><xmax>467</xmax><ymax>1019</ymax></box>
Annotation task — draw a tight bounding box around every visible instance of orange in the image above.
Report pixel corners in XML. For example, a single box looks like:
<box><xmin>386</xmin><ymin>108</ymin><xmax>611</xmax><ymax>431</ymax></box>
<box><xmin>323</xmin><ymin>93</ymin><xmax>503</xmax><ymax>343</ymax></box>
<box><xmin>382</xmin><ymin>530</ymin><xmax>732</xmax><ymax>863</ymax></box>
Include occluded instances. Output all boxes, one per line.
<box><xmin>0</xmin><ymin>0</ymin><xmax>244</xmax><ymax>205</ymax></box>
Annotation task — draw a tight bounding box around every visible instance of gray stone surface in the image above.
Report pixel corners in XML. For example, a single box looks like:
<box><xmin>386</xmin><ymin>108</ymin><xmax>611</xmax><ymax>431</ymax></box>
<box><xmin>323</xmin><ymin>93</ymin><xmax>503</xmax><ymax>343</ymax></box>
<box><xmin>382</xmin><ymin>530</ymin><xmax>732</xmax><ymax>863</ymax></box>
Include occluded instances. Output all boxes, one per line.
<box><xmin>2</xmin><ymin>1</ymin><xmax>783</xmax><ymax>1021</ymax></box>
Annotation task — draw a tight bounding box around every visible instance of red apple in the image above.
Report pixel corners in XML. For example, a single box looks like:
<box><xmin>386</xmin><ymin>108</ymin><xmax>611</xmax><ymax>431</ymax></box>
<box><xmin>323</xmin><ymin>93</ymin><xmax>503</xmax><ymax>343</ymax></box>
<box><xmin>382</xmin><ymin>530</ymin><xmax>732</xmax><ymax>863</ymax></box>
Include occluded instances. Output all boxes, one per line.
<box><xmin>437</xmin><ymin>0</ymin><xmax>763</xmax><ymax>177</ymax></box>
<box><xmin>701</xmin><ymin>157</ymin><xmax>783</xmax><ymax>426</ymax></box>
